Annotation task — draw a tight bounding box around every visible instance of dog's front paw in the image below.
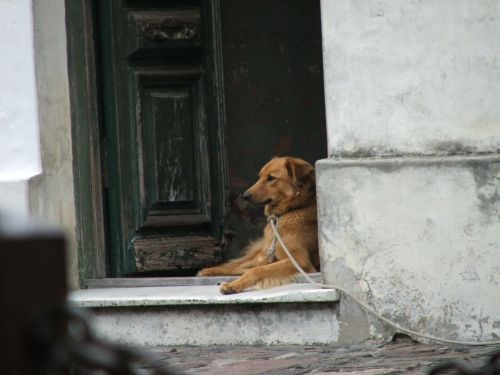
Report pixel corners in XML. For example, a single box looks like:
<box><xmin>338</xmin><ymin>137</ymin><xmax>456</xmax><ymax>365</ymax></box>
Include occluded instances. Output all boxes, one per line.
<box><xmin>196</xmin><ymin>269</ymin><xmax>207</xmax><ymax>277</ymax></box>
<box><xmin>220</xmin><ymin>282</ymin><xmax>241</xmax><ymax>295</ymax></box>
<box><xmin>197</xmin><ymin>267</ymin><xmax>216</xmax><ymax>277</ymax></box>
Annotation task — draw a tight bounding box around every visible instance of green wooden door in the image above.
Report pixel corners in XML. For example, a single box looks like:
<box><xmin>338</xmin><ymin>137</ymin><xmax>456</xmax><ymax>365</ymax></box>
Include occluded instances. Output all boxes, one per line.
<box><xmin>97</xmin><ymin>0</ymin><xmax>227</xmax><ymax>276</ymax></box>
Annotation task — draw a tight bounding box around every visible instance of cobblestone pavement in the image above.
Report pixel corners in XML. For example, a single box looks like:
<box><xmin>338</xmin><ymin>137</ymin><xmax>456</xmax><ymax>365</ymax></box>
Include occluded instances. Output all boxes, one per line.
<box><xmin>142</xmin><ymin>339</ymin><xmax>499</xmax><ymax>374</ymax></box>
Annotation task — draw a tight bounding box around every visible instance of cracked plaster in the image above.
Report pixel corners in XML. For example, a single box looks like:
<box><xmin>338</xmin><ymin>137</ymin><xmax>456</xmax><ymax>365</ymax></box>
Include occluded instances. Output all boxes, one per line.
<box><xmin>318</xmin><ymin>0</ymin><xmax>500</xmax><ymax>344</ymax></box>
<box><xmin>320</xmin><ymin>0</ymin><xmax>500</xmax><ymax>157</ymax></box>
<box><xmin>317</xmin><ymin>156</ymin><xmax>500</xmax><ymax>343</ymax></box>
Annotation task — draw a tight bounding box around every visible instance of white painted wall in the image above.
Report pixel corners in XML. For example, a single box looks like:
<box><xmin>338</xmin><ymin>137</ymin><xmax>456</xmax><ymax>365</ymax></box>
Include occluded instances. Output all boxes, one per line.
<box><xmin>317</xmin><ymin>156</ymin><xmax>500</xmax><ymax>342</ymax></box>
<box><xmin>0</xmin><ymin>0</ymin><xmax>40</xmax><ymax>217</ymax></box>
<box><xmin>321</xmin><ymin>0</ymin><xmax>500</xmax><ymax>157</ymax></box>
<box><xmin>318</xmin><ymin>0</ymin><xmax>500</xmax><ymax>343</ymax></box>
<box><xmin>0</xmin><ymin>0</ymin><xmax>79</xmax><ymax>288</ymax></box>
<box><xmin>30</xmin><ymin>0</ymin><xmax>79</xmax><ymax>289</ymax></box>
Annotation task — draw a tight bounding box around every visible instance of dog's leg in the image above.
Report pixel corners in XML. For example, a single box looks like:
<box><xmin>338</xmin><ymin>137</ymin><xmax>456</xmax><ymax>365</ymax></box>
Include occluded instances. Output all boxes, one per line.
<box><xmin>219</xmin><ymin>257</ymin><xmax>313</xmax><ymax>294</ymax></box>
<box><xmin>196</xmin><ymin>264</ymin><xmax>253</xmax><ymax>276</ymax></box>
<box><xmin>197</xmin><ymin>239</ymin><xmax>263</xmax><ymax>277</ymax></box>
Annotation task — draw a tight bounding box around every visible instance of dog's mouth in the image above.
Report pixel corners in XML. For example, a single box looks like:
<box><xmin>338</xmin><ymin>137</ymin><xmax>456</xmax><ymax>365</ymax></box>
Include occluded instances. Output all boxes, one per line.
<box><xmin>253</xmin><ymin>198</ymin><xmax>273</xmax><ymax>206</ymax></box>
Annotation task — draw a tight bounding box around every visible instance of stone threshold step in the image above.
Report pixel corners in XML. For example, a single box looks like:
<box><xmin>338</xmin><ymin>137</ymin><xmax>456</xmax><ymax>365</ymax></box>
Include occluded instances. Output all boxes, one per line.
<box><xmin>69</xmin><ymin>283</ymin><xmax>339</xmax><ymax>308</ymax></box>
<box><xmin>84</xmin><ymin>273</ymin><xmax>323</xmax><ymax>288</ymax></box>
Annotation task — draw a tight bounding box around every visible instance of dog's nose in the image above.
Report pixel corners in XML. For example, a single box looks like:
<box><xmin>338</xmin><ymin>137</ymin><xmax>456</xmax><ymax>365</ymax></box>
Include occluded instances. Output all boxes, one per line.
<box><xmin>242</xmin><ymin>191</ymin><xmax>252</xmax><ymax>201</ymax></box>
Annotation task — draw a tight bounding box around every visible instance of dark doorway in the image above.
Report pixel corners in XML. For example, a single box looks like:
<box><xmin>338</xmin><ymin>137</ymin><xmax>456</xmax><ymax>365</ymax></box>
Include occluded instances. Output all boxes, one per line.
<box><xmin>68</xmin><ymin>0</ymin><xmax>326</xmax><ymax>281</ymax></box>
<box><xmin>220</xmin><ymin>0</ymin><xmax>327</xmax><ymax>260</ymax></box>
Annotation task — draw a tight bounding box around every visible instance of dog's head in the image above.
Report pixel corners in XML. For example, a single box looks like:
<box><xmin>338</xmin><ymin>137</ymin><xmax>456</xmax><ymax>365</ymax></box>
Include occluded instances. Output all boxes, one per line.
<box><xmin>243</xmin><ymin>157</ymin><xmax>316</xmax><ymax>216</ymax></box>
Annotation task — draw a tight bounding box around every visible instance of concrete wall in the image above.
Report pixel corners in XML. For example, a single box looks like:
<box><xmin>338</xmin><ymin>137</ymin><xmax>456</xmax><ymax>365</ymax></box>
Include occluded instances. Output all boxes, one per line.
<box><xmin>317</xmin><ymin>156</ymin><xmax>500</xmax><ymax>342</ymax></box>
<box><xmin>321</xmin><ymin>0</ymin><xmax>500</xmax><ymax>157</ymax></box>
<box><xmin>0</xmin><ymin>0</ymin><xmax>78</xmax><ymax>287</ymax></box>
<box><xmin>29</xmin><ymin>0</ymin><xmax>79</xmax><ymax>289</ymax></box>
<box><xmin>0</xmin><ymin>0</ymin><xmax>79</xmax><ymax>288</ymax></box>
<box><xmin>0</xmin><ymin>0</ymin><xmax>40</xmax><ymax>218</ymax></box>
<box><xmin>318</xmin><ymin>0</ymin><xmax>500</xmax><ymax>343</ymax></box>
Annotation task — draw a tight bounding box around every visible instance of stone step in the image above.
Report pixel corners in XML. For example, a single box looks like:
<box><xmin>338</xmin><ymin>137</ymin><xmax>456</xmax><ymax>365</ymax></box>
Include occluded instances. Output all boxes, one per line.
<box><xmin>84</xmin><ymin>273</ymin><xmax>323</xmax><ymax>288</ymax></box>
<box><xmin>69</xmin><ymin>283</ymin><xmax>340</xmax><ymax>346</ymax></box>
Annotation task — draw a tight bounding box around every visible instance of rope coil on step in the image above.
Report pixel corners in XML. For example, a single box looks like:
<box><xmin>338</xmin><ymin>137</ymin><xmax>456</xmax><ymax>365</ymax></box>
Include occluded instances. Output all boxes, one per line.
<box><xmin>267</xmin><ymin>214</ymin><xmax>500</xmax><ymax>347</ymax></box>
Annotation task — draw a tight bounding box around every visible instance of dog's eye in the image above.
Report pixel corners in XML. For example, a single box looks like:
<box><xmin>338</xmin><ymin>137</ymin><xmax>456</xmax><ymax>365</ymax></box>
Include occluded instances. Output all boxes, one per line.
<box><xmin>267</xmin><ymin>175</ymin><xmax>276</xmax><ymax>182</ymax></box>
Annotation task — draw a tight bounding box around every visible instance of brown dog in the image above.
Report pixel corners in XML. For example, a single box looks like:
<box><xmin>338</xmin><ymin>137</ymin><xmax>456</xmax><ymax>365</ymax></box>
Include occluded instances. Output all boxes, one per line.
<box><xmin>197</xmin><ymin>156</ymin><xmax>319</xmax><ymax>294</ymax></box>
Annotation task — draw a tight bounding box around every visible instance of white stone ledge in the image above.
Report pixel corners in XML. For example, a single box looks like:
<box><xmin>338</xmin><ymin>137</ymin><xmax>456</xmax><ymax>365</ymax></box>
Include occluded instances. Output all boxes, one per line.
<box><xmin>317</xmin><ymin>154</ymin><xmax>500</xmax><ymax>168</ymax></box>
<box><xmin>69</xmin><ymin>283</ymin><xmax>340</xmax><ymax>308</ymax></box>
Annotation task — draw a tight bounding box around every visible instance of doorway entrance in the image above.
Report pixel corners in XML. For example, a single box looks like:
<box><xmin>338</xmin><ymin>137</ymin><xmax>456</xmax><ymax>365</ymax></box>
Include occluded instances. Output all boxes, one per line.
<box><xmin>69</xmin><ymin>0</ymin><xmax>325</xmax><ymax>281</ymax></box>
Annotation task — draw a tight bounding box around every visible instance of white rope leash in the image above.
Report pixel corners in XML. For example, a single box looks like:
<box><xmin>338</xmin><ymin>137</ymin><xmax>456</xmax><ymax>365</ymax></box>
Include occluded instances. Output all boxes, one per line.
<box><xmin>267</xmin><ymin>215</ymin><xmax>500</xmax><ymax>346</ymax></box>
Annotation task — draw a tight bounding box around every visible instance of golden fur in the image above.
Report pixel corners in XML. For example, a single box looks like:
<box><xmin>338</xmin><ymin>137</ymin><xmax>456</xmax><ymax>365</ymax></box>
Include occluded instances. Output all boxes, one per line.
<box><xmin>197</xmin><ymin>156</ymin><xmax>319</xmax><ymax>294</ymax></box>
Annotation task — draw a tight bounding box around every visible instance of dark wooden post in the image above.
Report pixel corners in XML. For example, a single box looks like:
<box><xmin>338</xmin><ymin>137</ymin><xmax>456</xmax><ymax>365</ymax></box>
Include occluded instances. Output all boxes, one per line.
<box><xmin>0</xmin><ymin>218</ymin><xmax>67</xmax><ymax>375</ymax></box>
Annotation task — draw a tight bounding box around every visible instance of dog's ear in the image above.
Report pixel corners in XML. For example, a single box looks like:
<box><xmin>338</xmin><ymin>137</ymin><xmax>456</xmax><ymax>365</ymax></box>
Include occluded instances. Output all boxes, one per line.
<box><xmin>285</xmin><ymin>158</ymin><xmax>315</xmax><ymax>188</ymax></box>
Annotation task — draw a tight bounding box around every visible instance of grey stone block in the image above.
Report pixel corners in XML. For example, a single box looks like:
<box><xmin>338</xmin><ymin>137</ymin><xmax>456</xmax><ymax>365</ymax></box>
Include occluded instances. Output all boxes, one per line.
<box><xmin>70</xmin><ymin>284</ymin><xmax>340</xmax><ymax>346</ymax></box>
<box><xmin>316</xmin><ymin>155</ymin><xmax>500</xmax><ymax>343</ymax></box>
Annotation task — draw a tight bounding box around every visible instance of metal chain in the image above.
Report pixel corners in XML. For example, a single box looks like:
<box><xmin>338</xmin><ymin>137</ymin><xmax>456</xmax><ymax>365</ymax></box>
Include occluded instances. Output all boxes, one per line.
<box><xmin>27</xmin><ymin>303</ymin><xmax>183</xmax><ymax>375</ymax></box>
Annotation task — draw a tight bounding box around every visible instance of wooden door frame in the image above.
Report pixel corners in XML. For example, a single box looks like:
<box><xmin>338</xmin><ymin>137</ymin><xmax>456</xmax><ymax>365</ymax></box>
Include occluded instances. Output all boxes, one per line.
<box><xmin>66</xmin><ymin>0</ymin><xmax>106</xmax><ymax>286</ymax></box>
<box><xmin>65</xmin><ymin>0</ymin><xmax>228</xmax><ymax>286</ymax></box>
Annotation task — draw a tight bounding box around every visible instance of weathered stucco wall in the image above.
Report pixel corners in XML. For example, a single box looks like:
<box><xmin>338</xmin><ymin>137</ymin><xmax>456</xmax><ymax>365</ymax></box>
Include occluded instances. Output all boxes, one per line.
<box><xmin>317</xmin><ymin>156</ymin><xmax>500</xmax><ymax>342</ymax></box>
<box><xmin>29</xmin><ymin>0</ymin><xmax>79</xmax><ymax>289</ymax></box>
<box><xmin>0</xmin><ymin>0</ymin><xmax>78</xmax><ymax>288</ymax></box>
<box><xmin>321</xmin><ymin>0</ymin><xmax>500</xmax><ymax>157</ymax></box>
<box><xmin>0</xmin><ymin>0</ymin><xmax>40</xmax><ymax>218</ymax></box>
<box><xmin>318</xmin><ymin>0</ymin><xmax>500</xmax><ymax>343</ymax></box>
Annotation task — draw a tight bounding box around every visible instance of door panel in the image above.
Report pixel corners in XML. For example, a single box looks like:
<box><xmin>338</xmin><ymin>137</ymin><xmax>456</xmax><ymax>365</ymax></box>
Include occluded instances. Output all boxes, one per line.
<box><xmin>139</xmin><ymin>69</ymin><xmax>211</xmax><ymax>228</ymax></box>
<box><xmin>97</xmin><ymin>0</ymin><xmax>225</xmax><ymax>276</ymax></box>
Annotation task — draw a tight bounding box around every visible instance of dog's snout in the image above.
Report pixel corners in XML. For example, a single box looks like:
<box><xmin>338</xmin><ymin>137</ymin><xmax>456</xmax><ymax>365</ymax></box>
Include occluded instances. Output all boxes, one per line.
<box><xmin>242</xmin><ymin>191</ymin><xmax>252</xmax><ymax>201</ymax></box>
